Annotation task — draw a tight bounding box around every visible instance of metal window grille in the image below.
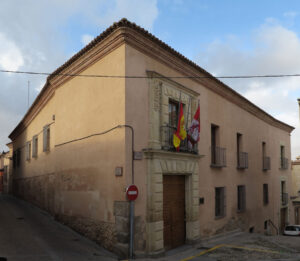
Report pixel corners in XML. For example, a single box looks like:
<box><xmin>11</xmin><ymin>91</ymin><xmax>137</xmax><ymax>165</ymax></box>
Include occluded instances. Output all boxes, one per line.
<box><xmin>263</xmin><ymin>184</ymin><xmax>269</xmax><ymax>205</ymax></box>
<box><xmin>282</xmin><ymin>192</ymin><xmax>288</xmax><ymax>206</ymax></box>
<box><xmin>263</xmin><ymin>156</ymin><xmax>271</xmax><ymax>170</ymax></box>
<box><xmin>237</xmin><ymin>152</ymin><xmax>248</xmax><ymax>169</ymax></box>
<box><xmin>161</xmin><ymin>125</ymin><xmax>198</xmax><ymax>154</ymax></box>
<box><xmin>215</xmin><ymin>187</ymin><xmax>226</xmax><ymax>217</ymax></box>
<box><xmin>280</xmin><ymin>157</ymin><xmax>288</xmax><ymax>170</ymax></box>
<box><xmin>211</xmin><ymin>146</ymin><xmax>226</xmax><ymax>167</ymax></box>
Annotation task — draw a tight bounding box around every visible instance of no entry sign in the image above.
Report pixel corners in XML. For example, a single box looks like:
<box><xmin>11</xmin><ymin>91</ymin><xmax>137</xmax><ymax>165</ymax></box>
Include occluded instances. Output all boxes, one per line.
<box><xmin>126</xmin><ymin>184</ymin><xmax>139</xmax><ymax>201</ymax></box>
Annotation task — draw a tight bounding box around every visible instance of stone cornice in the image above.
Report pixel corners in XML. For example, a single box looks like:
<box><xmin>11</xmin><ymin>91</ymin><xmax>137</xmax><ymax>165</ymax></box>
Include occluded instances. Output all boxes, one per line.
<box><xmin>143</xmin><ymin>149</ymin><xmax>204</xmax><ymax>160</ymax></box>
<box><xmin>146</xmin><ymin>71</ymin><xmax>199</xmax><ymax>97</ymax></box>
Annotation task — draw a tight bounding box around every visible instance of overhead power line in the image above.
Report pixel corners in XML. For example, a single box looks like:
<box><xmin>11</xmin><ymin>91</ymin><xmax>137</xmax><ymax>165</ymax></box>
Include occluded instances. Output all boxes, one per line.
<box><xmin>1</xmin><ymin>69</ymin><xmax>300</xmax><ymax>79</ymax></box>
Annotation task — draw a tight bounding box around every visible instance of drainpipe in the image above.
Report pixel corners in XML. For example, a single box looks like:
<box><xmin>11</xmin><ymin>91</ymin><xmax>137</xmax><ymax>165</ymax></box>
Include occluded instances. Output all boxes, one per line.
<box><xmin>118</xmin><ymin>125</ymin><xmax>135</xmax><ymax>259</ymax></box>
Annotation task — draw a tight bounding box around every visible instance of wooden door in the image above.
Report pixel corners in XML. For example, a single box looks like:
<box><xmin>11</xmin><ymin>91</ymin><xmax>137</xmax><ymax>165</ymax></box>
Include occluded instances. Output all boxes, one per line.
<box><xmin>163</xmin><ymin>175</ymin><xmax>185</xmax><ymax>250</ymax></box>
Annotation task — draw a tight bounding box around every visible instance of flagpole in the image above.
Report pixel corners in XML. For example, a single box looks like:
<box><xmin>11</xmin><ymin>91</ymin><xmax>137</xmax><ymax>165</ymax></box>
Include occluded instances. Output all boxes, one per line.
<box><xmin>186</xmin><ymin>96</ymin><xmax>191</xmax><ymax>132</ymax></box>
<box><xmin>177</xmin><ymin>91</ymin><xmax>182</xmax><ymax>127</ymax></box>
<box><xmin>176</xmin><ymin>92</ymin><xmax>182</xmax><ymax>152</ymax></box>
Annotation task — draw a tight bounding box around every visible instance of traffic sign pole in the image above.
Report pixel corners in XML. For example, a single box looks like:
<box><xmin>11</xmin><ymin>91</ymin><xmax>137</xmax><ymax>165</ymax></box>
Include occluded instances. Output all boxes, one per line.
<box><xmin>129</xmin><ymin>200</ymin><xmax>134</xmax><ymax>259</ymax></box>
<box><xmin>127</xmin><ymin>185</ymin><xmax>138</xmax><ymax>259</ymax></box>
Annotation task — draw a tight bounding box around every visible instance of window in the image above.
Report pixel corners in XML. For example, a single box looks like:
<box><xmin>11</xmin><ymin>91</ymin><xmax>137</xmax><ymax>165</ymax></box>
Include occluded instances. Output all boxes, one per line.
<box><xmin>280</xmin><ymin>145</ymin><xmax>288</xmax><ymax>169</ymax></box>
<box><xmin>281</xmin><ymin>181</ymin><xmax>288</xmax><ymax>205</ymax></box>
<box><xmin>237</xmin><ymin>133</ymin><xmax>242</xmax><ymax>166</ymax></box>
<box><xmin>32</xmin><ymin>135</ymin><xmax>38</xmax><ymax>158</ymax></box>
<box><xmin>168</xmin><ymin>100</ymin><xmax>179</xmax><ymax>128</ymax></box>
<box><xmin>262</xmin><ymin>142</ymin><xmax>266</xmax><ymax>158</ymax></box>
<box><xmin>237</xmin><ymin>185</ymin><xmax>246</xmax><ymax>212</ymax></box>
<box><xmin>237</xmin><ymin>133</ymin><xmax>248</xmax><ymax>169</ymax></box>
<box><xmin>13</xmin><ymin>151</ymin><xmax>16</xmax><ymax>169</ymax></box>
<box><xmin>263</xmin><ymin>184</ymin><xmax>269</xmax><ymax>205</ymax></box>
<box><xmin>215</xmin><ymin>187</ymin><xmax>226</xmax><ymax>218</ymax></box>
<box><xmin>211</xmin><ymin>125</ymin><xmax>226</xmax><ymax>167</ymax></box>
<box><xmin>43</xmin><ymin>125</ymin><xmax>50</xmax><ymax>152</ymax></box>
<box><xmin>26</xmin><ymin>141</ymin><xmax>31</xmax><ymax>161</ymax></box>
<box><xmin>3</xmin><ymin>166</ymin><xmax>8</xmax><ymax>182</ymax></box>
<box><xmin>15</xmin><ymin>149</ymin><xmax>21</xmax><ymax>167</ymax></box>
<box><xmin>211</xmin><ymin>125</ymin><xmax>218</xmax><ymax>165</ymax></box>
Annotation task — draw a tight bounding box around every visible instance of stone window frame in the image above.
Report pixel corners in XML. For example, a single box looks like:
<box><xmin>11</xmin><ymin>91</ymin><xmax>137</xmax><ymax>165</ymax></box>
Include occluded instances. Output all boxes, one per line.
<box><xmin>147</xmin><ymin>71</ymin><xmax>199</xmax><ymax>151</ymax></box>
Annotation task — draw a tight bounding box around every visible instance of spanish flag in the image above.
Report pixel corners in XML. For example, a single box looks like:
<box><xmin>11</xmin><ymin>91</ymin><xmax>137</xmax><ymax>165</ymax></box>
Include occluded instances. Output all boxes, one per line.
<box><xmin>173</xmin><ymin>103</ymin><xmax>187</xmax><ymax>150</ymax></box>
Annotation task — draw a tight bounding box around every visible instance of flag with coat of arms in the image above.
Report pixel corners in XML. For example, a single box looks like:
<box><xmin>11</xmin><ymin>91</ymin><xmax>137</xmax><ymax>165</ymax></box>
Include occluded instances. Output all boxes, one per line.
<box><xmin>173</xmin><ymin>102</ymin><xmax>186</xmax><ymax>150</ymax></box>
<box><xmin>188</xmin><ymin>104</ymin><xmax>200</xmax><ymax>149</ymax></box>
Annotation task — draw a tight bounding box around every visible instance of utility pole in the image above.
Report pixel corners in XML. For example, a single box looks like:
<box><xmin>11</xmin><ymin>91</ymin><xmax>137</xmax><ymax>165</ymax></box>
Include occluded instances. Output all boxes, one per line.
<box><xmin>27</xmin><ymin>81</ymin><xmax>30</xmax><ymax>109</ymax></box>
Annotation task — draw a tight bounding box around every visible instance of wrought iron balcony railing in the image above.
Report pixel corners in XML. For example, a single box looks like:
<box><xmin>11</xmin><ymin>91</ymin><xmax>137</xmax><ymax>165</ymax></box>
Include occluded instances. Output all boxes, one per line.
<box><xmin>237</xmin><ymin>152</ymin><xmax>248</xmax><ymax>169</ymax></box>
<box><xmin>160</xmin><ymin>125</ymin><xmax>198</xmax><ymax>154</ymax></box>
<box><xmin>263</xmin><ymin>156</ymin><xmax>271</xmax><ymax>171</ymax></box>
<box><xmin>280</xmin><ymin>157</ymin><xmax>288</xmax><ymax>170</ymax></box>
<box><xmin>211</xmin><ymin>146</ymin><xmax>226</xmax><ymax>168</ymax></box>
<box><xmin>282</xmin><ymin>192</ymin><xmax>288</xmax><ymax>206</ymax></box>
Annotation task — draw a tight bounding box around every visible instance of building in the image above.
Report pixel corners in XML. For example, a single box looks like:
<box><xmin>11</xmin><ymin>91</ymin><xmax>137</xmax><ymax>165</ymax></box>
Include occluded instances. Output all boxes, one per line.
<box><xmin>0</xmin><ymin>143</ymin><xmax>13</xmax><ymax>194</ymax></box>
<box><xmin>292</xmin><ymin>157</ymin><xmax>300</xmax><ymax>224</ymax></box>
<box><xmin>291</xmin><ymin>99</ymin><xmax>300</xmax><ymax>224</ymax></box>
<box><xmin>8</xmin><ymin>19</ymin><xmax>294</xmax><ymax>257</ymax></box>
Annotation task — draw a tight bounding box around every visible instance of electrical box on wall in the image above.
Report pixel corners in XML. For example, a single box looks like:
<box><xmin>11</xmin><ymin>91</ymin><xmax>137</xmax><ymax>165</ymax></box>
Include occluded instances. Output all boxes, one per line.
<box><xmin>115</xmin><ymin>167</ymin><xmax>123</xmax><ymax>176</ymax></box>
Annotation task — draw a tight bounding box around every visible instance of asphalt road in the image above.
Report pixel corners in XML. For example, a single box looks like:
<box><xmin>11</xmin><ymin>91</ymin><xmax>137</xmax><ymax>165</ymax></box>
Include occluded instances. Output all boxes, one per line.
<box><xmin>0</xmin><ymin>194</ymin><xmax>117</xmax><ymax>261</ymax></box>
<box><xmin>2</xmin><ymin>194</ymin><xmax>300</xmax><ymax>261</ymax></box>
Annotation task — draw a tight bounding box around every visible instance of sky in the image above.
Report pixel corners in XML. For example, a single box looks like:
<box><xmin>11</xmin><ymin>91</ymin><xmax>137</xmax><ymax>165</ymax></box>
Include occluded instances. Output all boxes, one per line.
<box><xmin>1</xmin><ymin>0</ymin><xmax>300</xmax><ymax>158</ymax></box>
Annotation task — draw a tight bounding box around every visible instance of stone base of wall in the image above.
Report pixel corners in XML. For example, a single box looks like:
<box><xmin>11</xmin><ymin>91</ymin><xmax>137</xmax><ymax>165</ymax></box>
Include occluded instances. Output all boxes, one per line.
<box><xmin>13</xmin><ymin>174</ymin><xmax>56</xmax><ymax>215</ymax></box>
<box><xmin>12</xmin><ymin>176</ymin><xmax>122</xmax><ymax>255</ymax></box>
<box><xmin>57</xmin><ymin>214</ymin><xmax>116</xmax><ymax>251</ymax></box>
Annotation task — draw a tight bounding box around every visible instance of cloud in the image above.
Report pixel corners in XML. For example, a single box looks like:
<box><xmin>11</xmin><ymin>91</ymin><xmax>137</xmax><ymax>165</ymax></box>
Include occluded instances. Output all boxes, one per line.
<box><xmin>0</xmin><ymin>0</ymin><xmax>159</xmax><ymax>152</ymax></box>
<box><xmin>197</xmin><ymin>21</ymin><xmax>300</xmax><ymax>159</ymax></box>
<box><xmin>0</xmin><ymin>33</ymin><xmax>24</xmax><ymax>71</ymax></box>
<box><xmin>283</xmin><ymin>11</ymin><xmax>298</xmax><ymax>19</ymax></box>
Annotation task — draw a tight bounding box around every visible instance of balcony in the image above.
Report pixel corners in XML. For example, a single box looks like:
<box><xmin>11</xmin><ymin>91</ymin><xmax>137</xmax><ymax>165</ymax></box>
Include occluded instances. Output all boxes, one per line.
<box><xmin>263</xmin><ymin>156</ymin><xmax>271</xmax><ymax>171</ymax></box>
<box><xmin>160</xmin><ymin>125</ymin><xmax>198</xmax><ymax>154</ymax></box>
<box><xmin>237</xmin><ymin>152</ymin><xmax>248</xmax><ymax>169</ymax></box>
<box><xmin>280</xmin><ymin>157</ymin><xmax>289</xmax><ymax>170</ymax></box>
<box><xmin>281</xmin><ymin>192</ymin><xmax>288</xmax><ymax>206</ymax></box>
<box><xmin>211</xmin><ymin>146</ymin><xmax>226</xmax><ymax>168</ymax></box>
